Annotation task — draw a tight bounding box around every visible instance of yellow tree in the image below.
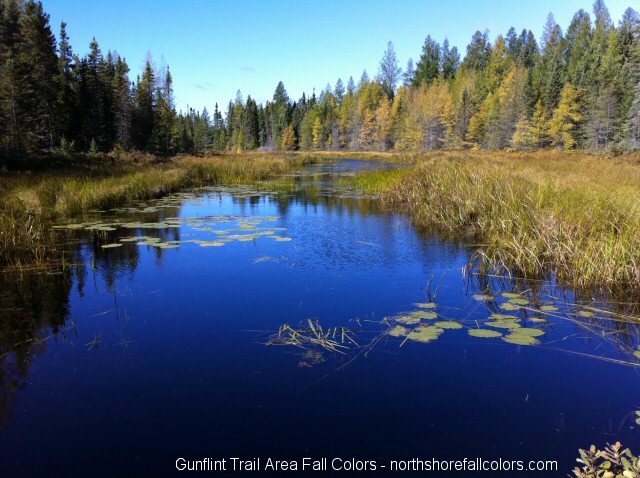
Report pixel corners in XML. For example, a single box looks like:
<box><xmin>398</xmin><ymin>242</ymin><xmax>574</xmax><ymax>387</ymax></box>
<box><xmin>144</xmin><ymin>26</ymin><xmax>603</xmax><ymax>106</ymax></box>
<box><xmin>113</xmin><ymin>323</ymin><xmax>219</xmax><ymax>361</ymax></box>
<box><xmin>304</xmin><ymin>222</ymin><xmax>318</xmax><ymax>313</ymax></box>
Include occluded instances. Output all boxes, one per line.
<box><xmin>281</xmin><ymin>124</ymin><xmax>297</xmax><ymax>150</ymax></box>
<box><xmin>549</xmin><ymin>83</ymin><xmax>582</xmax><ymax>150</ymax></box>
<box><xmin>312</xmin><ymin>116</ymin><xmax>323</xmax><ymax>150</ymax></box>
<box><xmin>358</xmin><ymin>109</ymin><xmax>376</xmax><ymax>150</ymax></box>
<box><xmin>527</xmin><ymin>100</ymin><xmax>550</xmax><ymax>147</ymax></box>
<box><xmin>373</xmin><ymin>96</ymin><xmax>393</xmax><ymax>150</ymax></box>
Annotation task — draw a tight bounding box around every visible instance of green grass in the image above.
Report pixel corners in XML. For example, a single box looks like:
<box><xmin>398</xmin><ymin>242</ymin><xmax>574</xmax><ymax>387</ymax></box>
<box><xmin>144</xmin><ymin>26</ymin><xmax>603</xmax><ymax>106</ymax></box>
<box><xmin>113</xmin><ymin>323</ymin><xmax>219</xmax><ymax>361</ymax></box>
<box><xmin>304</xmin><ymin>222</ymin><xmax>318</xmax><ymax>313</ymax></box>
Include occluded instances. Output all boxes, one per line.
<box><xmin>0</xmin><ymin>152</ymin><xmax>316</xmax><ymax>267</ymax></box>
<box><xmin>342</xmin><ymin>150</ymin><xmax>640</xmax><ymax>294</ymax></box>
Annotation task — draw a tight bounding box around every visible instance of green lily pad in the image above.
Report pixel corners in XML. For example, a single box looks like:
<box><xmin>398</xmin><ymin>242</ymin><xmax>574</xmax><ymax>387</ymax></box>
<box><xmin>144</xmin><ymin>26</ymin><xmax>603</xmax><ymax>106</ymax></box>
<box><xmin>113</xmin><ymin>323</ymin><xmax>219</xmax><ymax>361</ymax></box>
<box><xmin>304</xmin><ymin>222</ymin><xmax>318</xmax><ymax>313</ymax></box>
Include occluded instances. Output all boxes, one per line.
<box><xmin>270</xmin><ymin>236</ymin><xmax>292</xmax><ymax>242</ymax></box>
<box><xmin>502</xmin><ymin>334</ymin><xmax>540</xmax><ymax>346</ymax></box>
<box><xmin>407</xmin><ymin>326</ymin><xmax>444</xmax><ymax>343</ymax></box>
<box><xmin>540</xmin><ymin>305</ymin><xmax>559</xmax><ymax>312</ymax></box>
<box><xmin>502</xmin><ymin>292</ymin><xmax>524</xmax><ymax>299</ymax></box>
<box><xmin>472</xmin><ymin>294</ymin><xmax>494</xmax><ymax>302</ymax></box>
<box><xmin>509</xmin><ymin>298</ymin><xmax>529</xmax><ymax>305</ymax></box>
<box><xmin>436</xmin><ymin>321</ymin><xmax>463</xmax><ymax>329</ymax></box>
<box><xmin>198</xmin><ymin>241</ymin><xmax>225</xmax><ymax>247</ymax></box>
<box><xmin>469</xmin><ymin>329</ymin><xmax>502</xmax><ymax>338</ymax></box>
<box><xmin>500</xmin><ymin>303</ymin><xmax>521</xmax><ymax>311</ymax></box>
<box><xmin>394</xmin><ymin>316</ymin><xmax>421</xmax><ymax>325</ymax></box>
<box><xmin>389</xmin><ymin>325</ymin><xmax>411</xmax><ymax>337</ymax></box>
<box><xmin>634</xmin><ymin>351</ymin><xmax>640</xmax><ymax>359</ymax></box>
<box><xmin>101</xmin><ymin>243</ymin><xmax>123</xmax><ymax>249</ymax></box>
<box><xmin>577</xmin><ymin>310</ymin><xmax>595</xmax><ymax>317</ymax></box>
<box><xmin>410</xmin><ymin>311</ymin><xmax>438</xmax><ymax>320</ymax></box>
<box><xmin>485</xmin><ymin>320</ymin><xmax>521</xmax><ymax>330</ymax></box>
<box><xmin>489</xmin><ymin>314</ymin><xmax>519</xmax><ymax>320</ymax></box>
<box><xmin>514</xmin><ymin>327</ymin><xmax>545</xmax><ymax>337</ymax></box>
<box><xmin>528</xmin><ymin>317</ymin><xmax>547</xmax><ymax>323</ymax></box>
<box><xmin>414</xmin><ymin>302</ymin><xmax>437</xmax><ymax>309</ymax></box>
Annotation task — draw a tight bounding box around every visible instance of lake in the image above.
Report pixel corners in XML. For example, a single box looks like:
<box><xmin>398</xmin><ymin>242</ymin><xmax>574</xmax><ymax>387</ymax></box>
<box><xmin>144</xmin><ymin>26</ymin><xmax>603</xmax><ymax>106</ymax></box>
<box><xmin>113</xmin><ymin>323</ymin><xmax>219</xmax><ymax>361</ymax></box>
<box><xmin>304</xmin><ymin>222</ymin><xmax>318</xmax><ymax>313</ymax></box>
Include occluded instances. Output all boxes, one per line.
<box><xmin>0</xmin><ymin>159</ymin><xmax>638</xmax><ymax>477</ymax></box>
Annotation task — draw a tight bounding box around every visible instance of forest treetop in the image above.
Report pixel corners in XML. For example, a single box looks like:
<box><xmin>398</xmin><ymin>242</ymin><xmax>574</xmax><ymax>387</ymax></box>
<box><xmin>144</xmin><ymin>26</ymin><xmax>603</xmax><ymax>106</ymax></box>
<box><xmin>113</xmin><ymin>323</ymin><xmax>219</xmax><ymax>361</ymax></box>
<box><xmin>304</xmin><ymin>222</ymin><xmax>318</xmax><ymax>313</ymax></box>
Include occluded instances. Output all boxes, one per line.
<box><xmin>1</xmin><ymin>0</ymin><xmax>639</xmax><ymax>164</ymax></box>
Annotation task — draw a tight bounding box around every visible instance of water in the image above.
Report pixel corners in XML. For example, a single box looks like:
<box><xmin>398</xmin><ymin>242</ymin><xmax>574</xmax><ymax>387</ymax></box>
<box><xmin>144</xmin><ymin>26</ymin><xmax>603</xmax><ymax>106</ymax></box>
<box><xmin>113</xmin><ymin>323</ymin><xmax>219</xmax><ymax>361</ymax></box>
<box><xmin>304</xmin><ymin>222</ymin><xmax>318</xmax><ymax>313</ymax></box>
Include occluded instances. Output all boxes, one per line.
<box><xmin>1</xmin><ymin>159</ymin><xmax>638</xmax><ymax>477</ymax></box>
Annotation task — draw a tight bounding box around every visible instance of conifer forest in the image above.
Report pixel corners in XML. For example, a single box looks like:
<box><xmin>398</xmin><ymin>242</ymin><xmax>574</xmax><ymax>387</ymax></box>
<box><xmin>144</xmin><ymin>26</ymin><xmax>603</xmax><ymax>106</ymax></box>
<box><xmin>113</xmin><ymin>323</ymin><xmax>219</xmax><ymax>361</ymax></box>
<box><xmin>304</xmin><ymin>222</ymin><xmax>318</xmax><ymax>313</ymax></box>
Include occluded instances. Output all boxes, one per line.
<box><xmin>1</xmin><ymin>0</ymin><xmax>640</xmax><ymax>165</ymax></box>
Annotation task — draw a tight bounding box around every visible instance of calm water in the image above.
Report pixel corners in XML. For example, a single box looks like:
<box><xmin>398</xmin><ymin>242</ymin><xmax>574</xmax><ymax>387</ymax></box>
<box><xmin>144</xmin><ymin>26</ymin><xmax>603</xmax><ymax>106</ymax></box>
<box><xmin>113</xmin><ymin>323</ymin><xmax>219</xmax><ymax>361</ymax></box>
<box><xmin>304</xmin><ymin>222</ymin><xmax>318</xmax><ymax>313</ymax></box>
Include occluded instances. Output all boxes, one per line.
<box><xmin>1</xmin><ymin>159</ymin><xmax>638</xmax><ymax>477</ymax></box>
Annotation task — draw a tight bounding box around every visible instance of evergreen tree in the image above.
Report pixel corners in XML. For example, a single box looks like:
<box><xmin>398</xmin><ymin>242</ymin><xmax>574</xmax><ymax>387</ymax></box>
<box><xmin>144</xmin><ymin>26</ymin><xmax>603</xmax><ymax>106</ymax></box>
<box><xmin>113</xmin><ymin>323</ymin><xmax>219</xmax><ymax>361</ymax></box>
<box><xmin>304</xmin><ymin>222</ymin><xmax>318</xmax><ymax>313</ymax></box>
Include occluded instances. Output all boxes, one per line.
<box><xmin>402</xmin><ymin>58</ymin><xmax>415</xmax><ymax>87</ymax></box>
<box><xmin>414</xmin><ymin>35</ymin><xmax>440</xmax><ymax>86</ymax></box>
<box><xmin>441</xmin><ymin>39</ymin><xmax>460</xmax><ymax>80</ymax></box>
<box><xmin>549</xmin><ymin>83</ymin><xmax>582</xmax><ymax>149</ymax></box>
<box><xmin>17</xmin><ymin>0</ymin><xmax>59</xmax><ymax>152</ymax></box>
<box><xmin>132</xmin><ymin>59</ymin><xmax>155</xmax><ymax>150</ymax></box>
<box><xmin>623</xmin><ymin>82</ymin><xmax>640</xmax><ymax>150</ymax></box>
<box><xmin>463</xmin><ymin>30</ymin><xmax>491</xmax><ymax>71</ymax></box>
<box><xmin>378</xmin><ymin>41</ymin><xmax>401</xmax><ymax>99</ymax></box>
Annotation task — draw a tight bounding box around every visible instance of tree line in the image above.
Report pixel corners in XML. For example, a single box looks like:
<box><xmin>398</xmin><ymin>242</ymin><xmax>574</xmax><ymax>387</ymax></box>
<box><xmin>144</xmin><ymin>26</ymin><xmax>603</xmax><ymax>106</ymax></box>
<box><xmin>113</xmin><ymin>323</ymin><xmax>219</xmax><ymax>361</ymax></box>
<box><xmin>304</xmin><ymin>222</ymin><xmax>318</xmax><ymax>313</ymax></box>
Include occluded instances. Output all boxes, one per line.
<box><xmin>1</xmin><ymin>0</ymin><xmax>640</xmax><ymax>164</ymax></box>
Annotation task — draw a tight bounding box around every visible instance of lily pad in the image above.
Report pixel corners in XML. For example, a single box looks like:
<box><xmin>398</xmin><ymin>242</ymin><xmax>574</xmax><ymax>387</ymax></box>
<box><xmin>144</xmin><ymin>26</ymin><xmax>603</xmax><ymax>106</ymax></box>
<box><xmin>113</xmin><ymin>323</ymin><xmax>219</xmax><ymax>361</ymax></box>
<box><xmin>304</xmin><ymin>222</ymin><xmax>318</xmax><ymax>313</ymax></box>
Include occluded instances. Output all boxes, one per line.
<box><xmin>500</xmin><ymin>303</ymin><xmax>521</xmax><ymax>311</ymax></box>
<box><xmin>577</xmin><ymin>310</ymin><xmax>595</xmax><ymax>318</ymax></box>
<box><xmin>394</xmin><ymin>316</ymin><xmax>421</xmax><ymax>325</ymax></box>
<box><xmin>389</xmin><ymin>325</ymin><xmax>411</xmax><ymax>337</ymax></box>
<box><xmin>101</xmin><ymin>243</ymin><xmax>123</xmax><ymax>249</ymax></box>
<box><xmin>634</xmin><ymin>351</ymin><xmax>640</xmax><ymax>359</ymax></box>
<box><xmin>502</xmin><ymin>292</ymin><xmax>524</xmax><ymax>299</ymax></box>
<box><xmin>489</xmin><ymin>314</ymin><xmax>519</xmax><ymax>320</ymax></box>
<box><xmin>528</xmin><ymin>317</ymin><xmax>547</xmax><ymax>323</ymax></box>
<box><xmin>472</xmin><ymin>294</ymin><xmax>494</xmax><ymax>302</ymax></box>
<box><xmin>198</xmin><ymin>241</ymin><xmax>225</xmax><ymax>247</ymax></box>
<box><xmin>435</xmin><ymin>321</ymin><xmax>463</xmax><ymax>329</ymax></box>
<box><xmin>502</xmin><ymin>334</ymin><xmax>540</xmax><ymax>346</ymax></box>
<box><xmin>485</xmin><ymin>320</ymin><xmax>521</xmax><ymax>330</ymax></box>
<box><xmin>514</xmin><ymin>327</ymin><xmax>545</xmax><ymax>337</ymax></box>
<box><xmin>509</xmin><ymin>298</ymin><xmax>529</xmax><ymax>305</ymax></box>
<box><xmin>410</xmin><ymin>311</ymin><xmax>438</xmax><ymax>320</ymax></box>
<box><xmin>540</xmin><ymin>305</ymin><xmax>559</xmax><ymax>312</ymax></box>
<box><xmin>469</xmin><ymin>329</ymin><xmax>502</xmax><ymax>338</ymax></box>
<box><xmin>407</xmin><ymin>326</ymin><xmax>444</xmax><ymax>343</ymax></box>
<box><xmin>414</xmin><ymin>303</ymin><xmax>437</xmax><ymax>309</ymax></box>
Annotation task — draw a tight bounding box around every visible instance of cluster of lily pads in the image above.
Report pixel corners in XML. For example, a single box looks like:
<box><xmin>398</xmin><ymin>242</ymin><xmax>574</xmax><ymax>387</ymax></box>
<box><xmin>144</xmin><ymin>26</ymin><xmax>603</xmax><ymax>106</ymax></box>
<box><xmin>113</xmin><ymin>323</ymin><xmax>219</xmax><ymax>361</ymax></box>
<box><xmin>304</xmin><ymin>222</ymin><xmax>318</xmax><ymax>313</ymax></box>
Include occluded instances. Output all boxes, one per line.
<box><xmin>54</xmin><ymin>214</ymin><xmax>292</xmax><ymax>250</ymax></box>
<box><xmin>384</xmin><ymin>292</ymin><xmax>551</xmax><ymax>347</ymax></box>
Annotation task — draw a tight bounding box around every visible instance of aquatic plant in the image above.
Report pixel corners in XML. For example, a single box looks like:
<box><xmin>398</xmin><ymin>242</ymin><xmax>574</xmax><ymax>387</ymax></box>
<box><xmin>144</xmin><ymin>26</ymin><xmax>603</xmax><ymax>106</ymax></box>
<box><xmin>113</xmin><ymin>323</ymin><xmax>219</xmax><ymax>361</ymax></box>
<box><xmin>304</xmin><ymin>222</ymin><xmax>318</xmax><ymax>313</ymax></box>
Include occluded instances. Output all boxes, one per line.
<box><xmin>342</xmin><ymin>150</ymin><xmax>640</xmax><ymax>296</ymax></box>
<box><xmin>0</xmin><ymin>152</ymin><xmax>314</xmax><ymax>267</ymax></box>
<box><xmin>573</xmin><ymin>442</ymin><xmax>639</xmax><ymax>478</ymax></box>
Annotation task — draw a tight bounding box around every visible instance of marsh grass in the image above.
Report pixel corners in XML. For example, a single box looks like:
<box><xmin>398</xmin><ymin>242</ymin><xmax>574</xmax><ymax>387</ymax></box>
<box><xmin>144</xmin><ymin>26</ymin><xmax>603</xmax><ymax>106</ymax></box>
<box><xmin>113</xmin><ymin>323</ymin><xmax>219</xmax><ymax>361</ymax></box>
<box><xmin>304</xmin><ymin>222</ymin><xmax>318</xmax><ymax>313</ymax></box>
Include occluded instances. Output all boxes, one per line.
<box><xmin>343</xmin><ymin>150</ymin><xmax>640</xmax><ymax>294</ymax></box>
<box><xmin>0</xmin><ymin>152</ymin><xmax>316</xmax><ymax>267</ymax></box>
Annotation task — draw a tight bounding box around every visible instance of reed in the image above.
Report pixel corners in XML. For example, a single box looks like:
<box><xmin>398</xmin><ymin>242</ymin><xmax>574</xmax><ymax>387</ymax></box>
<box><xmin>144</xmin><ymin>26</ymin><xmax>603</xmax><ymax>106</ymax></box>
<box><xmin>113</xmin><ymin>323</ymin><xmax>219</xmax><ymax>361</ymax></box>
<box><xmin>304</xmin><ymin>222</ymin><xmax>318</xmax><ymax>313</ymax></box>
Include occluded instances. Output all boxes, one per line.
<box><xmin>0</xmin><ymin>152</ymin><xmax>316</xmax><ymax>266</ymax></box>
<box><xmin>344</xmin><ymin>150</ymin><xmax>640</xmax><ymax>294</ymax></box>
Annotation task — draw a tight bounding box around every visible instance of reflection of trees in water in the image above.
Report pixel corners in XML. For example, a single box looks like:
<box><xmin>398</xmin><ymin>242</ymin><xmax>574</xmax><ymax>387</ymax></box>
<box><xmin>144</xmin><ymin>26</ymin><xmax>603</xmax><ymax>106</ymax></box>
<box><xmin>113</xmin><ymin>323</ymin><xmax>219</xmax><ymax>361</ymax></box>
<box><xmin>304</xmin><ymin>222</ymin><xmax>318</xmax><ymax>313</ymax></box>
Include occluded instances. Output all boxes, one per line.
<box><xmin>0</xmin><ymin>206</ymin><xmax>183</xmax><ymax>429</ymax></box>
<box><xmin>0</xmin><ymin>269</ymin><xmax>73</xmax><ymax>430</ymax></box>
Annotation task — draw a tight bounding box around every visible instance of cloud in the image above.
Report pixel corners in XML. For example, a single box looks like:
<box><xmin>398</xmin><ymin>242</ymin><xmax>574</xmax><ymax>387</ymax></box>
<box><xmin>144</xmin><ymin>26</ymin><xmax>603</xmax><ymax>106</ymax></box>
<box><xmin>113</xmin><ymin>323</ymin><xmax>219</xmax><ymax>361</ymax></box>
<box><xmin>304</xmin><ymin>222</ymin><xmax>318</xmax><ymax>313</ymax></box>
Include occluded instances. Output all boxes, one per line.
<box><xmin>193</xmin><ymin>81</ymin><xmax>217</xmax><ymax>92</ymax></box>
<box><xmin>239</xmin><ymin>66</ymin><xmax>256</xmax><ymax>73</ymax></box>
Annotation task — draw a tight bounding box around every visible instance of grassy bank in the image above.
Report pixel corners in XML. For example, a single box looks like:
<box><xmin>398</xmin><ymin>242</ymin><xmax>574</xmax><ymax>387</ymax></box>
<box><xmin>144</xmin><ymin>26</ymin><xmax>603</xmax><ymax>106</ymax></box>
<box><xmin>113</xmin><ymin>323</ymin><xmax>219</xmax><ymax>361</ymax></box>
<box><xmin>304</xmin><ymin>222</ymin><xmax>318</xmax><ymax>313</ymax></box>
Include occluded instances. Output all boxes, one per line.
<box><xmin>0</xmin><ymin>152</ymin><xmax>316</xmax><ymax>267</ymax></box>
<box><xmin>342</xmin><ymin>150</ymin><xmax>640</xmax><ymax>294</ymax></box>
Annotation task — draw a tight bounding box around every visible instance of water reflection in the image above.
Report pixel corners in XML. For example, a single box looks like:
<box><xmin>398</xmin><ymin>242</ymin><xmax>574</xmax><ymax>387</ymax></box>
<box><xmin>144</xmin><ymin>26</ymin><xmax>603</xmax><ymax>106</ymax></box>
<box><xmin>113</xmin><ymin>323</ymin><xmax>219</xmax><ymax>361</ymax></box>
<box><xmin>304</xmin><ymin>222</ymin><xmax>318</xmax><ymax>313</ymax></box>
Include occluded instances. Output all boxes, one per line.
<box><xmin>0</xmin><ymin>159</ymin><xmax>638</xmax><ymax>477</ymax></box>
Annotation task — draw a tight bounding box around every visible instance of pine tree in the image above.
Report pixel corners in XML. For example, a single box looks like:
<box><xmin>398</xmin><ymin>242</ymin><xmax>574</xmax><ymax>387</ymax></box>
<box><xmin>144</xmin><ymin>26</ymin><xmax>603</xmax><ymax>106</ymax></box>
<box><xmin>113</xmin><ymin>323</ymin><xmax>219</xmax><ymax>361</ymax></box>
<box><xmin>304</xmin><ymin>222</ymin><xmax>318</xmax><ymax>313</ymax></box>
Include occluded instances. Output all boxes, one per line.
<box><xmin>462</xmin><ymin>30</ymin><xmax>491</xmax><ymax>71</ymax></box>
<box><xmin>17</xmin><ymin>0</ymin><xmax>60</xmax><ymax>153</ymax></box>
<box><xmin>528</xmin><ymin>100</ymin><xmax>551</xmax><ymax>147</ymax></box>
<box><xmin>414</xmin><ymin>35</ymin><xmax>440</xmax><ymax>86</ymax></box>
<box><xmin>281</xmin><ymin>124</ymin><xmax>297</xmax><ymax>150</ymax></box>
<box><xmin>441</xmin><ymin>39</ymin><xmax>460</xmax><ymax>80</ymax></box>
<box><xmin>402</xmin><ymin>58</ymin><xmax>415</xmax><ymax>87</ymax></box>
<box><xmin>132</xmin><ymin>59</ymin><xmax>155</xmax><ymax>150</ymax></box>
<box><xmin>378</xmin><ymin>41</ymin><xmax>401</xmax><ymax>99</ymax></box>
<box><xmin>549</xmin><ymin>83</ymin><xmax>582</xmax><ymax>150</ymax></box>
<box><xmin>312</xmin><ymin>116</ymin><xmax>323</xmax><ymax>150</ymax></box>
<box><xmin>623</xmin><ymin>82</ymin><xmax>640</xmax><ymax>150</ymax></box>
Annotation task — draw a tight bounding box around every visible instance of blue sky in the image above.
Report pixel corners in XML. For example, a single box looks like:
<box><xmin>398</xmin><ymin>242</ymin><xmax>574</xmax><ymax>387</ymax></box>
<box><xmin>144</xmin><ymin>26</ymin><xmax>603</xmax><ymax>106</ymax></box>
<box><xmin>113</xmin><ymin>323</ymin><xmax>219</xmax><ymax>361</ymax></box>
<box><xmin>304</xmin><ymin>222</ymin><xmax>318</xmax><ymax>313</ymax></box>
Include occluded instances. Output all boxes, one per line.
<box><xmin>45</xmin><ymin>0</ymin><xmax>632</xmax><ymax>114</ymax></box>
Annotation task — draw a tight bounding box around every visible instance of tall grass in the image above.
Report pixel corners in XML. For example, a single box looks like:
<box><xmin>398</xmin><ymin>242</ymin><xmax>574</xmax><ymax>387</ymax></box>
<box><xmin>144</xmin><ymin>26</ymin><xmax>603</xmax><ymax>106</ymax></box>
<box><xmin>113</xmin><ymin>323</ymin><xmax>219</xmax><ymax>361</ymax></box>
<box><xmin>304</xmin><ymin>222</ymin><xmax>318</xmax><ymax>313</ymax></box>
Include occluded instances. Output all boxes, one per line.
<box><xmin>345</xmin><ymin>150</ymin><xmax>640</xmax><ymax>294</ymax></box>
<box><xmin>0</xmin><ymin>152</ymin><xmax>315</xmax><ymax>266</ymax></box>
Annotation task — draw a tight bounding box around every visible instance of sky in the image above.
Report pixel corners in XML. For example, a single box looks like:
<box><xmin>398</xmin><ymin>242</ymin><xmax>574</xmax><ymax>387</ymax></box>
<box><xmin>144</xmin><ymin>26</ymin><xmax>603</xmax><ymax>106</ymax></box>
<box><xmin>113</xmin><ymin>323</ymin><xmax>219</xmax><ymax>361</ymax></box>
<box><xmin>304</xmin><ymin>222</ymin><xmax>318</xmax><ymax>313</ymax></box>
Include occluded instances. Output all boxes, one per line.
<box><xmin>44</xmin><ymin>0</ymin><xmax>633</xmax><ymax>114</ymax></box>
